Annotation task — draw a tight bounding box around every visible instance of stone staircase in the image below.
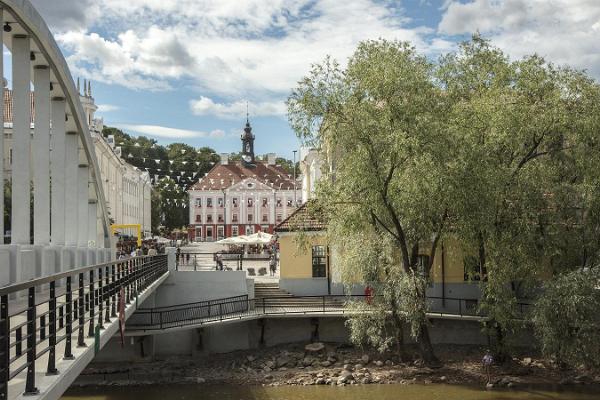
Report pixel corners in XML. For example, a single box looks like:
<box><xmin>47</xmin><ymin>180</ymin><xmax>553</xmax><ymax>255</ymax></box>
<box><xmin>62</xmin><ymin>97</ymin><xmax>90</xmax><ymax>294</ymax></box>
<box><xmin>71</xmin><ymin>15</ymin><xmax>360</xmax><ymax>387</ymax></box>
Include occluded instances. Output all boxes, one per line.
<box><xmin>253</xmin><ymin>282</ymin><xmax>344</xmax><ymax>309</ymax></box>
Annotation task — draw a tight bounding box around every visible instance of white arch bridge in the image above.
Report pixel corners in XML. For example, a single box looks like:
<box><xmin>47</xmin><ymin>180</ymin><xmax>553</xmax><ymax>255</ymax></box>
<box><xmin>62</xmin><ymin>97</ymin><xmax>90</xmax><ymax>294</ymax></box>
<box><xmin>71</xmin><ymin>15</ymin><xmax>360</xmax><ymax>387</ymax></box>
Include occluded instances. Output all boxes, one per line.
<box><xmin>0</xmin><ymin>1</ymin><xmax>170</xmax><ymax>400</ymax></box>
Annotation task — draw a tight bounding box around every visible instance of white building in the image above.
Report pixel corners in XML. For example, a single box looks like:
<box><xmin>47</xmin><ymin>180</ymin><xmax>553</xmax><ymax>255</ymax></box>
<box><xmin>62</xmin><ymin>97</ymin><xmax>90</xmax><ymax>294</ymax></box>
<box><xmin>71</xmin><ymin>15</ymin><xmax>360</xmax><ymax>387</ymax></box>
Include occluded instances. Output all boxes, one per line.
<box><xmin>2</xmin><ymin>79</ymin><xmax>152</xmax><ymax>238</ymax></box>
<box><xmin>299</xmin><ymin>146</ymin><xmax>323</xmax><ymax>204</ymax></box>
<box><xmin>187</xmin><ymin>119</ymin><xmax>301</xmax><ymax>241</ymax></box>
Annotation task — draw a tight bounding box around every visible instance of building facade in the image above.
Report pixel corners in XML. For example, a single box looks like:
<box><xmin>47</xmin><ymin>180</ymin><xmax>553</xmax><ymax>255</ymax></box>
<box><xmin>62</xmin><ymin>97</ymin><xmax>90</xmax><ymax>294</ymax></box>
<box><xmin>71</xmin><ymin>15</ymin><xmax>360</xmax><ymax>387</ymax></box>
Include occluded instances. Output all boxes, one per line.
<box><xmin>187</xmin><ymin>119</ymin><xmax>301</xmax><ymax>241</ymax></box>
<box><xmin>2</xmin><ymin>79</ymin><xmax>152</xmax><ymax>238</ymax></box>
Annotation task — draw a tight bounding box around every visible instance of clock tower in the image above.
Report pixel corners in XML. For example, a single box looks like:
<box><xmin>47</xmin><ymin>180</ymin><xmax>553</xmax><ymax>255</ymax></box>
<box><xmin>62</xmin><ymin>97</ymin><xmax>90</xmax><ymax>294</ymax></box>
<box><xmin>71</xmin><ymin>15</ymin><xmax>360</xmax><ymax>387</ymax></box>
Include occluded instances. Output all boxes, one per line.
<box><xmin>241</xmin><ymin>116</ymin><xmax>255</xmax><ymax>167</ymax></box>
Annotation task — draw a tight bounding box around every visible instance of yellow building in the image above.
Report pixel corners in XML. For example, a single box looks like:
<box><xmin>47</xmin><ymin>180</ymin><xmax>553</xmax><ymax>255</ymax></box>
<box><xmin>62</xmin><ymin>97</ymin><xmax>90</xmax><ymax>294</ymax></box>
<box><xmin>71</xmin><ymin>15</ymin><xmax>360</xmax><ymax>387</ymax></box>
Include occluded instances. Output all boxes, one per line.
<box><xmin>275</xmin><ymin>202</ymin><xmax>485</xmax><ymax>302</ymax></box>
<box><xmin>275</xmin><ymin>202</ymin><xmax>338</xmax><ymax>295</ymax></box>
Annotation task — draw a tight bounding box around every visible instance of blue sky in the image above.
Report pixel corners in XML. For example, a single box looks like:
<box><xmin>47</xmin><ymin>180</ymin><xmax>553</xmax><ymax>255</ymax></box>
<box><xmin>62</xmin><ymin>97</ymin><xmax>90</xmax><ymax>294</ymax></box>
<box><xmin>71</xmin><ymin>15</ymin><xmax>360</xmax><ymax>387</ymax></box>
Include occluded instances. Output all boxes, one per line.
<box><xmin>21</xmin><ymin>0</ymin><xmax>600</xmax><ymax>158</ymax></box>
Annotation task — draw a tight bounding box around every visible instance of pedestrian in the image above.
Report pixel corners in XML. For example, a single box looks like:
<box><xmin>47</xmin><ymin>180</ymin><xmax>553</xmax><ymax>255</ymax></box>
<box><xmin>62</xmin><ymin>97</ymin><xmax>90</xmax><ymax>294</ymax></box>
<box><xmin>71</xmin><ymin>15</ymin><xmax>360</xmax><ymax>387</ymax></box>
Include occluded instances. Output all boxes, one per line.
<box><xmin>216</xmin><ymin>253</ymin><xmax>224</xmax><ymax>271</ymax></box>
<box><xmin>176</xmin><ymin>247</ymin><xmax>181</xmax><ymax>266</ymax></box>
<box><xmin>269</xmin><ymin>255</ymin><xmax>276</xmax><ymax>276</ymax></box>
<box><xmin>186</xmin><ymin>252</ymin><xmax>190</xmax><ymax>265</ymax></box>
<box><xmin>482</xmin><ymin>349</ymin><xmax>494</xmax><ymax>384</ymax></box>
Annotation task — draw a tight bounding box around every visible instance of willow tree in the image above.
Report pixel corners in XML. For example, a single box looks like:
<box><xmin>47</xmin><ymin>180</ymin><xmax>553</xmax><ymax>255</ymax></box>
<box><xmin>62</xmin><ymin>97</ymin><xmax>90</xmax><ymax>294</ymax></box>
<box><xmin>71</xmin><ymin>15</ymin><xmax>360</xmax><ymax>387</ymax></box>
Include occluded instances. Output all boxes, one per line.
<box><xmin>438</xmin><ymin>36</ymin><xmax>600</xmax><ymax>358</ymax></box>
<box><xmin>288</xmin><ymin>40</ymin><xmax>459</xmax><ymax>364</ymax></box>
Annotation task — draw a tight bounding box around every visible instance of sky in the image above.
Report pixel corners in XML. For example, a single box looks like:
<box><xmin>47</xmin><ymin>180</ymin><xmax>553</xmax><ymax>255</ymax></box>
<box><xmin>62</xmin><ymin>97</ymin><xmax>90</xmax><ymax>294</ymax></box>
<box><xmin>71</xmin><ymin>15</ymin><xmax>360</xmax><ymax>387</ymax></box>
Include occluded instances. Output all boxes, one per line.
<box><xmin>17</xmin><ymin>0</ymin><xmax>600</xmax><ymax>158</ymax></box>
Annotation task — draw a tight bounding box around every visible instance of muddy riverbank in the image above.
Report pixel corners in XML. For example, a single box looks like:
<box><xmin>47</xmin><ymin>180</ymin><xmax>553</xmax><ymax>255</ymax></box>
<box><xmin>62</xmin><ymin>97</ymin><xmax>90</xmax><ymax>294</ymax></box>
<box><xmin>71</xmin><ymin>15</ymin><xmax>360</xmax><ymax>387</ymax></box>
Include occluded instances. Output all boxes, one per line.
<box><xmin>73</xmin><ymin>343</ymin><xmax>600</xmax><ymax>390</ymax></box>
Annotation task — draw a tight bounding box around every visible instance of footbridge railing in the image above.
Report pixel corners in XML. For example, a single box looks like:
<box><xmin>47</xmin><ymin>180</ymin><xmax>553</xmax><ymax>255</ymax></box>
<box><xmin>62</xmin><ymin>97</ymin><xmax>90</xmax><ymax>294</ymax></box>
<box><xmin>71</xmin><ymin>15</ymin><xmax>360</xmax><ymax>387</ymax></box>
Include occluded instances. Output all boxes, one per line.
<box><xmin>127</xmin><ymin>294</ymin><xmax>533</xmax><ymax>332</ymax></box>
<box><xmin>0</xmin><ymin>255</ymin><xmax>168</xmax><ymax>398</ymax></box>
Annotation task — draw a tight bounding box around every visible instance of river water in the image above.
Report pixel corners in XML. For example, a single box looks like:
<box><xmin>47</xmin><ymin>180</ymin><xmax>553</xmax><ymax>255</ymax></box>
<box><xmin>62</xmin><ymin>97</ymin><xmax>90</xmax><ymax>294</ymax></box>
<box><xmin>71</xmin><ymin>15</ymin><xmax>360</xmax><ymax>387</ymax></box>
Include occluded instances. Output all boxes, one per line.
<box><xmin>62</xmin><ymin>384</ymin><xmax>600</xmax><ymax>400</ymax></box>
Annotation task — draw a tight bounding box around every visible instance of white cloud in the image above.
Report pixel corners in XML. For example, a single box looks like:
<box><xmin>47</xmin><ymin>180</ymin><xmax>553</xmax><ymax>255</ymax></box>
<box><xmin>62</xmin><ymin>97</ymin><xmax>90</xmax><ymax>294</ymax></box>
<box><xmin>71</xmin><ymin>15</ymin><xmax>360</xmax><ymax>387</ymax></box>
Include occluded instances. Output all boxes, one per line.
<box><xmin>116</xmin><ymin>124</ymin><xmax>214</xmax><ymax>139</ymax></box>
<box><xmin>48</xmin><ymin>0</ymin><xmax>433</xmax><ymax>101</ymax></box>
<box><xmin>438</xmin><ymin>1</ymin><xmax>600</xmax><ymax>77</ymax></box>
<box><xmin>97</xmin><ymin>104</ymin><xmax>119</xmax><ymax>112</ymax></box>
<box><xmin>209</xmin><ymin>129</ymin><xmax>226</xmax><ymax>138</ymax></box>
<box><xmin>190</xmin><ymin>97</ymin><xmax>286</xmax><ymax>118</ymax></box>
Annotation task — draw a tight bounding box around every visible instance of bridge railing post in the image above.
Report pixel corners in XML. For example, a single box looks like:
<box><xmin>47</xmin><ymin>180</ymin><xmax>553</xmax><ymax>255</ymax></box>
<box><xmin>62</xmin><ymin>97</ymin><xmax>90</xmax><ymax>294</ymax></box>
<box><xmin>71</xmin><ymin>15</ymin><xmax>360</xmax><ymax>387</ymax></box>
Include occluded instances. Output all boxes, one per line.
<box><xmin>88</xmin><ymin>270</ymin><xmax>95</xmax><ymax>337</ymax></box>
<box><xmin>64</xmin><ymin>276</ymin><xmax>74</xmax><ymax>359</ymax></box>
<box><xmin>1</xmin><ymin>294</ymin><xmax>9</xmax><ymax>400</ymax></box>
<box><xmin>24</xmin><ymin>287</ymin><xmax>39</xmax><ymax>395</ymax></box>
<box><xmin>97</xmin><ymin>267</ymin><xmax>104</xmax><ymax>329</ymax></box>
<box><xmin>111</xmin><ymin>264</ymin><xmax>117</xmax><ymax>318</ymax></box>
<box><xmin>77</xmin><ymin>272</ymin><xmax>86</xmax><ymax>347</ymax></box>
<box><xmin>47</xmin><ymin>280</ymin><xmax>58</xmax><ymax>375</ymax></box>
<box><xmin>104</xmin><ymin>265</ymin><xmax>111</xmax><ymax>323</ymax></box>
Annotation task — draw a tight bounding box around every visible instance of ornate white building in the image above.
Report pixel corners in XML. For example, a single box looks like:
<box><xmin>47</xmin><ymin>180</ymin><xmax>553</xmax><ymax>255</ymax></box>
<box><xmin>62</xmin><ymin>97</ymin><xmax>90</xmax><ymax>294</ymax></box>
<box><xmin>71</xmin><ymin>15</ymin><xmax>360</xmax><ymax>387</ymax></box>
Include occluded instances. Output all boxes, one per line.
<box><xmin>2</xmin><ymin>79</ymin><xmax>152</xmax><ymax>238</ymax></box>
<box><xmin>187</xmin><ymin>119</ymin><xmax>301</xmax><ymax>241</ymax></box>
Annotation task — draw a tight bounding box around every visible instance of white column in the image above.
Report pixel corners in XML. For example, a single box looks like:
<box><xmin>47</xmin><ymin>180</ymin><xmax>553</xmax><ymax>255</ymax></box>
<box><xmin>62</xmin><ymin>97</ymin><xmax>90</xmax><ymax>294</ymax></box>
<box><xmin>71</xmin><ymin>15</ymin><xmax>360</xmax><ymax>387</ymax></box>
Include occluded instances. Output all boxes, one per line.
<box><xmin>11</xmin><ymin>35</ymin><xmax>31</xmax><ymax>245</ymax></box>
<box><xmin>88</xmin><ymin>200</ymin><xmax>97</xmax><ymax>246</ymax></box>
<box><xmin>77</xmin><ymin>161</ymin><xmax>89</xmax><ymax>247</ymax></box>
<box><xmin>33</xmin><ymin>66</ymin><xmax>51</xmax><ymax>245</ymax></box>
<box><xmin>0</xmin><ymin>9</ymin><xmax>4</xmax><ymax>241</ymax></box>
<box><xmin>64</xmin><ymin>131</ymin><xmax>79</xmax><ymax>246</ymax></box>
<box><xmin>50</xmin><ymin>98</ymin><xmax>66</xmax><ymax>245</ymax></box>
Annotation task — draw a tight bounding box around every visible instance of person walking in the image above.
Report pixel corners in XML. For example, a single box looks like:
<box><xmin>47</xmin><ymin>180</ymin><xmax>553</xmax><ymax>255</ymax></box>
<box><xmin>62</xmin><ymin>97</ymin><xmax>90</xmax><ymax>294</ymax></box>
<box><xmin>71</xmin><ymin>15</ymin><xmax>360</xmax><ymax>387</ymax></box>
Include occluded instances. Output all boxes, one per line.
<box><xmin>269</xmin><ymin>255</ymin><xmax>277</xmax><ymax>276</ymax></box>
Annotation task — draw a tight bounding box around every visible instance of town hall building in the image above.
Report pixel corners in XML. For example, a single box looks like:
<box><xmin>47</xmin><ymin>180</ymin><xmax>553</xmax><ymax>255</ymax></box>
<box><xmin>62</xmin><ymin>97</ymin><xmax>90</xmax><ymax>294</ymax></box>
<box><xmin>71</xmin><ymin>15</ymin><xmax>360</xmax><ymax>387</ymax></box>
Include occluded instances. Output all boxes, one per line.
<box><xmin>187</xmin><ymin>119</ymin><xmax>301</xmax><ymax>241</ymax></box>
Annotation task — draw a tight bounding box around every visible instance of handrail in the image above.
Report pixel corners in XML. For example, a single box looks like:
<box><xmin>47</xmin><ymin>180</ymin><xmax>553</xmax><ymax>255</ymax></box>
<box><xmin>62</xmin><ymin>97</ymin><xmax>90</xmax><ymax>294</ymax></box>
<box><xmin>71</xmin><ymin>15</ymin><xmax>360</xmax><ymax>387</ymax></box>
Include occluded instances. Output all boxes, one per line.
<box><xmin>137</xmin><ymin>294</ymin><xmax>249</xmax><ymax>312</ymax></box>
<box><xmin>127</xmin><ymin>293</ymin><xmax>534</xmax><ymax>332</ymax></box>
<box><xmin>0</xmin><ymin>255</ymin><xmax>168</xmax><ymax>398</ymax></box>
<box><xmin>0</xmin><ymin>255</ymin><xmax>156</xmax><ymax>296</ymax></box>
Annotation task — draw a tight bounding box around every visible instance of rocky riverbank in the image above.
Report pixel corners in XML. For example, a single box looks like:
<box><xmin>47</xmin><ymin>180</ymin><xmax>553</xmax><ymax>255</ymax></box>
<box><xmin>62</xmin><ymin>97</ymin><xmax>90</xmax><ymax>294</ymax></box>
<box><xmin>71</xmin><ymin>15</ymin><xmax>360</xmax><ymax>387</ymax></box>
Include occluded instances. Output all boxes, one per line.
<box><xmin>74</xmin><ymin>343</ymin><xmax>600</xmax><ymax>390</ymax></box>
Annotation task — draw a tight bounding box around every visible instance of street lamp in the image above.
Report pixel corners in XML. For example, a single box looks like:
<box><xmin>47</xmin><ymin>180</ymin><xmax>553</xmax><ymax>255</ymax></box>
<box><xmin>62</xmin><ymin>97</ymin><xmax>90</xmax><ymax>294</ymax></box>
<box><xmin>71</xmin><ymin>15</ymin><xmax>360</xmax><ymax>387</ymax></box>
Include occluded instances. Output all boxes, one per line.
<box><xmin>293</xmin><ymin>150</ymin><xmax>297</xmax><ymax>206</ymax></box>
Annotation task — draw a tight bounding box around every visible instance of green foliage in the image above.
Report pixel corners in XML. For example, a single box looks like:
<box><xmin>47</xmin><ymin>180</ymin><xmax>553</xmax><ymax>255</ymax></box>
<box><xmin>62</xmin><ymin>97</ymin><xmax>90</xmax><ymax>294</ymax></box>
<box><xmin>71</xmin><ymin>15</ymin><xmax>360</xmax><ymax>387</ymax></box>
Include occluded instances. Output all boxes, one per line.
<box><xmin>288</xmin><ymin>35</ymin><xmax>600</xmax><ymax>363</ymax></box>
<box><xmin>102</xmin><ymin>126</ymin><xmax>219</xmax><ymax>233</ymax></box>
<box><xmin>438</xmin><ymin>36</ymin><xmax>600</xmax><ymax>356</ymax></box>
<box><xmin>533</xmin><ymin>268</ymin><xmax>600</xmax><ymax>369</ymax></box>
<box><xmin>288</xmin><ymin>40</ymin><xmax>452</xmax><ymax>363</ymax></box>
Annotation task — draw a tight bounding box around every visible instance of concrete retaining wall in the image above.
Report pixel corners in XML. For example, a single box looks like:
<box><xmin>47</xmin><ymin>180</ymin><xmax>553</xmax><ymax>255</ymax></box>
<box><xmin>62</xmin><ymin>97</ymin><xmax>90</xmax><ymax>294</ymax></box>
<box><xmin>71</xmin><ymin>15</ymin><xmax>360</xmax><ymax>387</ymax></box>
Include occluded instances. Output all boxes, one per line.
<box><xmin>150</xmin><ymin>270</ymin><xmax>249</xmax><ymax>307</ymax></box>
<box><xmin>93</xmin><ymin>315</ymin><xmax>521</xmax><ymax>364</ymax></box>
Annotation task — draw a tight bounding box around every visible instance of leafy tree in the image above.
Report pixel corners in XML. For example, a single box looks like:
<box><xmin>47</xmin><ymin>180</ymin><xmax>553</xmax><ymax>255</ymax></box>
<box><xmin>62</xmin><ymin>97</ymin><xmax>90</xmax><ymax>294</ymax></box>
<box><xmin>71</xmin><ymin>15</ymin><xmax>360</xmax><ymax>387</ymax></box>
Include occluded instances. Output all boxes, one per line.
<box><xmin>288</xmin><ymin>41</ymin><xmax>457</xmax><ymax>364</ymax></box>
<box><xmin>288</xmin><ymin>35</ymin><xmax>600</xmax><ymax>365</ymax></box>
<box><xmin>438</xmin><ymin>36</ymin><xmax>600</xmax><ymax>359</ymax></box>
<box><xmin>533</xmin><ymin>268</ymin><xmax>600</xmax><ymax>369</ymax></box>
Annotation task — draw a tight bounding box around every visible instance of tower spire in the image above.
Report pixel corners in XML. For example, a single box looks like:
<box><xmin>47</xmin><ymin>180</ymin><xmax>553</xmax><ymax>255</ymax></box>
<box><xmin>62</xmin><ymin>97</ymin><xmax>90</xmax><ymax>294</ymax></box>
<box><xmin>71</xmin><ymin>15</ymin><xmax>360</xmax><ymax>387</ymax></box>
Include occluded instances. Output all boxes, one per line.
<box><xmin>246</xmin><ymin>101</ymin><xmax>249</xmax><ymax>123</ymax></box>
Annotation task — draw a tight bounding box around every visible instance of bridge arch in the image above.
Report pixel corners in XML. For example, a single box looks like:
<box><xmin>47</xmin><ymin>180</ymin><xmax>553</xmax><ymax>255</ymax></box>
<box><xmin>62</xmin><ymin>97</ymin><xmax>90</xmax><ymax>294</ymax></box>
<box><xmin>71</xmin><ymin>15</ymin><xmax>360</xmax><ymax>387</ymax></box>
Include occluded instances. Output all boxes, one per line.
<box><xmin>0</xmin><ymin>0</ymin><xmax>113</xmax><ymax>286</ymax></box>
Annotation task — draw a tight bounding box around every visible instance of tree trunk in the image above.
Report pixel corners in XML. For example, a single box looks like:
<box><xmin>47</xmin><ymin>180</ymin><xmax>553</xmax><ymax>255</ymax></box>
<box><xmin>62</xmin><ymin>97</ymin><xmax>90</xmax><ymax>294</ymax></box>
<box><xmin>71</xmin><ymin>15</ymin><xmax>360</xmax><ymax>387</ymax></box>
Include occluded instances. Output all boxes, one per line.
<box><xmin>417</xmin><ymin>322</ymin><xmax>440</xmax><ymax>367</ymax></box>
<box><xmin>493</xmin><ymin>323</ymin><xmax>507</xmax><ymax>363</ymax></box>
<box><xmin>395</xmin><ymin>321</ymin><xmax>408</xmax><ymax>362</ymax></box>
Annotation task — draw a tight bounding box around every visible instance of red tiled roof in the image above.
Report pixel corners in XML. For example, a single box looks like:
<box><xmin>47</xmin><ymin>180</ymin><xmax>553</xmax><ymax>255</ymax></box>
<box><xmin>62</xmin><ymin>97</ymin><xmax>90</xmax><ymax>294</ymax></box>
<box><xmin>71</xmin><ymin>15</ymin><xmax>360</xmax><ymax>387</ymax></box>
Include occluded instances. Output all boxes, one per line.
<box><xmin>190</xmin><ymin>161</ymin><xmax>296</xmax><ymax>191</ymax></box>
<box><xmin>275</xmin><ymin>201</ymin><xmax>327</xmax><ymax>232</ymax></box>
<box><xmin>4</xmin><ymin>89</ymin><xmax>35</xmax><ymax>124</ymax></box>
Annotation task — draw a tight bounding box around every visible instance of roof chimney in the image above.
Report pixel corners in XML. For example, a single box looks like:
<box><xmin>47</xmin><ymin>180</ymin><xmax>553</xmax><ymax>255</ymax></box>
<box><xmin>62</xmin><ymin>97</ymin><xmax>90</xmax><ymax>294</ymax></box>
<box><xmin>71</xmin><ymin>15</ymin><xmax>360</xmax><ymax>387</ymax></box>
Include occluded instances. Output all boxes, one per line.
<box><xmin>220</xmin><ymin>153</ymin><xmax>229</xmax><ymax>165</ymax></box>
<box><xmin>267</xmin><ymin>153</ymin><xmax>276</xmax><ymax>166</ymax></box>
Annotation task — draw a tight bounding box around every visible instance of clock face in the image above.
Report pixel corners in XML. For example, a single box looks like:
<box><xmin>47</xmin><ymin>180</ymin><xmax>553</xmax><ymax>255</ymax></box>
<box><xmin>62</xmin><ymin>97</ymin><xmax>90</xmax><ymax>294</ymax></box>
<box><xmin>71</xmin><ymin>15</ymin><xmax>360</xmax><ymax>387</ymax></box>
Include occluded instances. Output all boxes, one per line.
<box><xmin>243</xmin><ymin>155</ymin><xmax>252</xmax><ymax>162</ymax></box>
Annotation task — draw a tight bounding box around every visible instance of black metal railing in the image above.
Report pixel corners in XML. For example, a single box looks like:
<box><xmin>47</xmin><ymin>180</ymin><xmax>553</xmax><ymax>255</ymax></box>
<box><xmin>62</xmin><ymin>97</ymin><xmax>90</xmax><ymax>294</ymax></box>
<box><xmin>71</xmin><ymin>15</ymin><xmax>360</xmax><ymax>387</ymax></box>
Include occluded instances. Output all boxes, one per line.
<box><xmin>175</xmin><ymin>252</ymin><xmax>245</xmax><ymax>271</ymax></box>
<box><xmin>127</xmin><ymin>293</ymin><xmax>532</xmax><ymax>332</ymax></box>
<box><xmin>0</xmin><ymin>254</ymin><xmax>168</xmax><ymax>399</ymax></box>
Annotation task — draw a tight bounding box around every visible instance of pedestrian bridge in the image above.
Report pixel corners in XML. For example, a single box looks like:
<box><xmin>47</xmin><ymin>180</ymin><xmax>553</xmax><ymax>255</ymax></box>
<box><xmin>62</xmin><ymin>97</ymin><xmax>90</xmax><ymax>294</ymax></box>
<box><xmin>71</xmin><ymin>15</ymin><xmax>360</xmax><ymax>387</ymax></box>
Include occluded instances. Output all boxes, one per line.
<box><xmin>125</xmin><ymin>292</ymin><xmax>531</xmax><ymax>336</ymax></box>
<box><xmin>0</xmin><ymin>0</ymin><xmax>160</xmax><ymax>398</ymax></box>
<box><xmin>1</xmin><ymin>255</ymin><xmax>169</xmax><ymax>400</ymax></box>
